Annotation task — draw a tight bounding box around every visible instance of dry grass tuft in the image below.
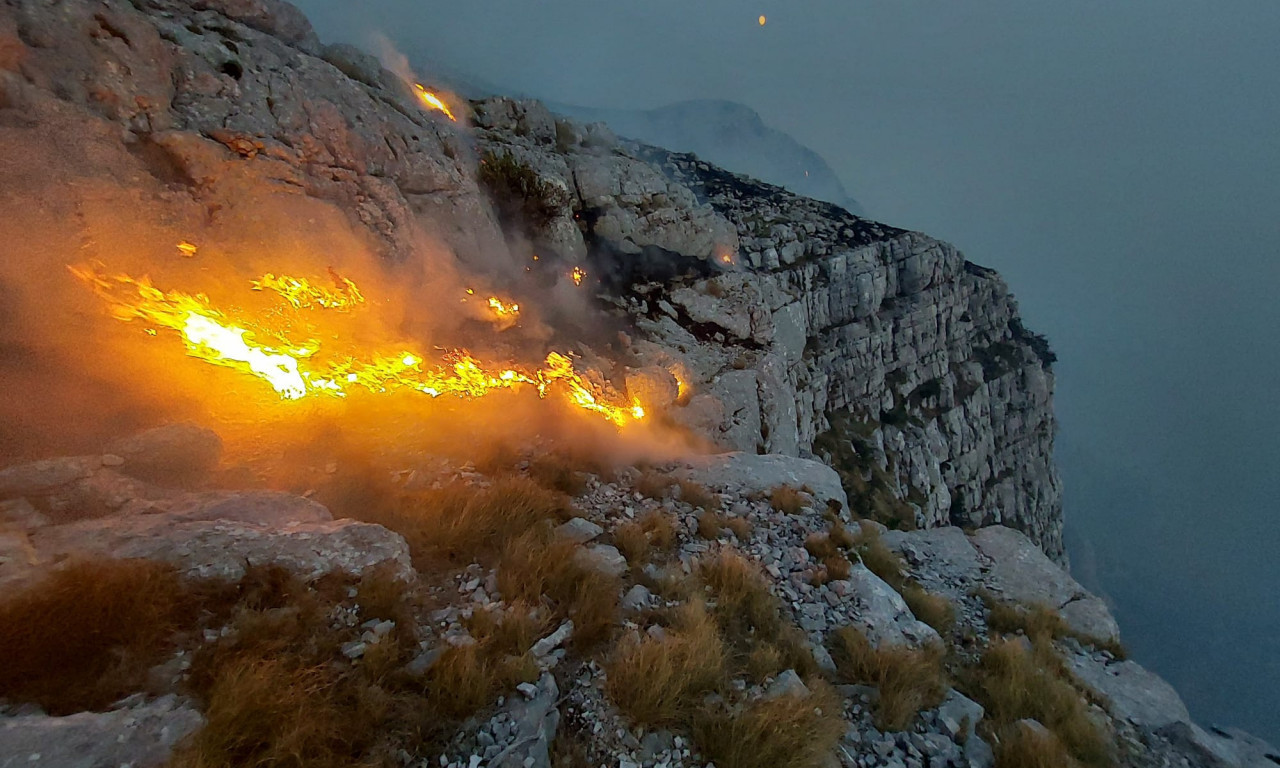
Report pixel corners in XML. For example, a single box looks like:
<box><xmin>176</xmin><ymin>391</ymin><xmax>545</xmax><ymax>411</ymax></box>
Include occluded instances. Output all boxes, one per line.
<box><xmin>605</xmin><ymin>601</ymin><xmax>726</xmax><ymax>726</ymax></box>
<box><xmin>981</xmin><ymin>592</ymin><xmax>1127</xmax><ymax>659</ymax></box>
<box><xmin>497</xmin><ymin>525</ymin><xmax>620</xmax><ymax>651</ymax></box>
<box><xmin>830</xmin><ymin>626</ymin><xmax>947</xmax><ymax>732</ymax></box>
<box><xmin>852</xmin><ymin>522</ymin><xmax>906</xmax><ymax>590</ymax></box>
<box><xmin>769</xmin><ymin>485</ymin><xmax>808</xmax><ymax>515</ymax></box>
<box><xmin>693</xmin><ymin>682</ymin><xmax>845</xmax><ymax>768</ymax></box>
<box><xmin>526</xmin><ymin>453</ymin><xmax>591</xmax><ymax>496</ymax></box>
<box><xmin>822</xmin><ymin>555</ymin><xmax>852</xmax><ymax>581</ymax></box>
<box><xmin>678</xmin><ymin>480</ymin><xmax>721</xmax><ymax>511</ymax></box>
<box><xmin>697</xmin><ymin>510</ymin><xmax>726</xmax><ymax>540</ymax></box>
<box><xmin>0</xmin><ymin>558</ymin><xmax>194</xmax><ymax>714</ymax></box>
<box><xmin>804</xmin><ymin>532</ymin><xmax>839</xmax><ymax>561</ymax></box>
<box><xmin>613</xmin><ymin>520</ymin><xmax>651</xmax><ymax>564</ymax></box>
<box><xmin>352</xmin><ymin>476</ymin><xmax>572</xmax><ymax>569</ymax></box>
<box><xmin>965</xmin><ymin>639</ymin><xmax>1113</xmax><ymax>767</ymax></box>
<box><xmin>640</xmin><ymin>509</ymin><xmax>678</xmax><ymax>550</ymax></box>
<box><xmin>901</xmin><ymin>583</ymin><xmax>955</xmax><ymax>634</ymax></box>
<box><xmin>697</xmin><ymin>551</ymin><xmax>783</xmax><ymax>643</ymax></box>
<box><xmin>635</xmin><ymin>469</ymin><xmax>675</xmax><ymax>500</ymax></box>
<box><xmin>828</xmin><ymin>521</ymin><xmax>858</xmax><ymax>550</ymax></box>
<box><xmin>723</xmin><ymin>515</ymin><xmax>752</xmax><ymax>541</ymax></box>
<box><xmin>994</xmin><ymin>722</ymin><xmax>1079</xmax><ymax>768</ymax></box>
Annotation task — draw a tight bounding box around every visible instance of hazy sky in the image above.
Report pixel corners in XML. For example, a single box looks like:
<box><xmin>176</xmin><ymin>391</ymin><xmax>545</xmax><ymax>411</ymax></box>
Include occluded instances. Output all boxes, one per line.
<box><xmin>296</xmin><ymin>0</ymin><xmax>1280</xmax><ymax>740</ymax></box>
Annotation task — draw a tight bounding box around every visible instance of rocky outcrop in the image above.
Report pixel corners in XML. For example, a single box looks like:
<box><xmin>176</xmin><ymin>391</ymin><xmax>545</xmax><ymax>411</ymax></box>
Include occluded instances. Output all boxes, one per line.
<box><xmin>0</xmin><ymin>0</ymin><xmax>1058</xmax><ymax>557</ymax></box>
<box><xmin>472</xmin><ymin>100</ymin><xmax>1063</xmax><ymax>557</ymax></box>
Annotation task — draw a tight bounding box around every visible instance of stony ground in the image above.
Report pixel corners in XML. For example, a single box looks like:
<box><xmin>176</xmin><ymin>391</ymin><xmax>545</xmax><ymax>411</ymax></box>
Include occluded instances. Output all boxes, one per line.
<box><xmin>1</xmin><ymin>424</ymin><xmax>1275</xmax><ymax>768</ymax></box>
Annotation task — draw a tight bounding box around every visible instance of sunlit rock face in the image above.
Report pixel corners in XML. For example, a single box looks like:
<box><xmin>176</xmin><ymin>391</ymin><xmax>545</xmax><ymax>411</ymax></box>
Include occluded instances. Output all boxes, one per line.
<box><xmin>0</xmin><ymin>0</ymin><xmax>1059</xmax><ymax>556</ymax></box>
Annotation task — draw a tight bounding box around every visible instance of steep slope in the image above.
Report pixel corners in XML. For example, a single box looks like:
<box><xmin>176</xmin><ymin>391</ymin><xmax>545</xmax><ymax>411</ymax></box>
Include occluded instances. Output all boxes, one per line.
<box><xmin>0</xmin><ymin>1</ymin><xmax>1276</xmax><ymax>766</ymax></box>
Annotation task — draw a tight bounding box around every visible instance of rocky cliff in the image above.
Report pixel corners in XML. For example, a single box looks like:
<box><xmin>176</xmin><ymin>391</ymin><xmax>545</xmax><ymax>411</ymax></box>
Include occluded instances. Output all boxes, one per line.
<box><xmin>0</xmin><ymin>1</ymin><xmax>1271</xmax><ymax>767</ymax></box>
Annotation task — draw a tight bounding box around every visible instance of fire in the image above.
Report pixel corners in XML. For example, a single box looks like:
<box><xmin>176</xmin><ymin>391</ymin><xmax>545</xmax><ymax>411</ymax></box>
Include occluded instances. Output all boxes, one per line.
<box><xmin>71</xmin><ymin>264</ymin><xmax>643</xmax><ymax>426</ymax></box>
<box><xmin>571</xmin><ymin>267</ymin><xmax>586</xmax><ymax>286</ymax></box>
<box><xmin>758</xmin><ymin>14</ymin><xmax>767</xmax><ymax>25</ymax></box>
<box><xmin>413</xmin><ymin>84</ymin><xmax>457</xmax><ymax>121</ymax></box>
<box><xmin>487</xmin><ymin>296</ymin><xmax>520</xmax><ymax>318</ymax></box>
<box><xmin>251</xmin><ymin>270</ymin><xmax>365</xmax><ymax>311</ymax></box>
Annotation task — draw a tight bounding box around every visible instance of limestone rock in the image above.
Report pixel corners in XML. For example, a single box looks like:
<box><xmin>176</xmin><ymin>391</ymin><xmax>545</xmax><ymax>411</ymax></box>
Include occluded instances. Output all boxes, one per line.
<box><xmin>672</xmin><ymin>452</ymin><xmax>847</xmax><ymax>512</ymax></box>
<box><xmin>573</xmin><ymin>544</ymin><xmax>627</xmax><ymax>578</ymax></box>
<box><xmin>30</xmin><ymin>513</ymin><xmax>414</xmax><ymax>582</ymax></box>
<box><xmin>555</xmin><ymin>517</ymin><xmax>603</xmax><ymax>544</ymax></box>
<box><xmin>969</xmin><ymin>526</ymin><xmax>1119</xmax><ymax>641</ymax></box>
<box><xmin>839</xmin><ymin>562</ymin><xmax>940</xmax><ymax>648</ymax></box>
<box><xmin>1066</xmin><ymin>654</ymin><xmax>1191</xmax><ymax>730</ymax></box>
<box><xmin>0</xmin><ymin>695</ymin><xmax>202</xmax><ymax>768</ymax></box>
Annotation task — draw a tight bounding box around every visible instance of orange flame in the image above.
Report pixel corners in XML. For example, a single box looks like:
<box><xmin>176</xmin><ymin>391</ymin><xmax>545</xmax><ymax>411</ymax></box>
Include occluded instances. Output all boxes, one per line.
<box><xmin>413</xmin><ymin>84</ymin><xmax>457</xmax><ymax>121</ymax></box>
<box><xmin>571</xmin><ymin>267</ymin><xmax>586</xmax><ymax>286</ymax></box>
<box><xmin>487</xmin><ymin>296</ymin><xmax>520</xmax><ymax>318</ymax></box>
<box><xmin>71</xmin><ymin>265</ymin><xmax>643</xmax><ymax>426</ymax></box>
<box><xmin>251</xmin><ymin>270</ymin><xmax>365</xmax><ymax>311</ymax></box>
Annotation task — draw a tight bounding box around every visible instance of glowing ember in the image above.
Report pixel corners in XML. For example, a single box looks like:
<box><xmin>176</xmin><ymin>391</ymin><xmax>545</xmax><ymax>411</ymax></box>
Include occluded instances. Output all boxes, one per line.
<box><xmin>487</xmin><ymin>296</ymin><xmax>520</xmax><ymax>318</ymax></box>
<box><xmin>758</xmin><ymin>14</ymin><xmax>767</xmax><ymax>25</ymax></box>
<box><xmin>252</xmin><ymin>270</ymin><xmax>365</xmax><ymax>311</ymax></box>
<box><xmin>177</xmin><ymin>242</ymin><xmax>198</xmax><ymax>258</ymax></box>
<box><xmin>571</xmin><ymin>267</ymin><xmax>586</xmax><ymax>286</ymax></box>
<box><xmin>413</xmin><ymin>84</ymin><xmax>457</xmax><ymax>121</ymax></box>
<box><xmin>71</xmin><ymin>264</ymin><xmax>643</xmax><ymax>426</ymax></box>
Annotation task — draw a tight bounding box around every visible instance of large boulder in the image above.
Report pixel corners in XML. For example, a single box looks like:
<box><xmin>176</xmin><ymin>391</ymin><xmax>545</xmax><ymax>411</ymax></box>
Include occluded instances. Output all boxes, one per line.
<box><xmin>30</xmin><ymin>513</ymin><xmax>414</xmax><ymax>582</ymax></box>
<box><xmin>969</xmin><ymin>526</ymin><xmax>1119</xmax><ymax>642</ymax></box>
<box><xmin>836</xmin><ymin>561</ymin><xmax>940</xmax><ymax>648</ymax></box>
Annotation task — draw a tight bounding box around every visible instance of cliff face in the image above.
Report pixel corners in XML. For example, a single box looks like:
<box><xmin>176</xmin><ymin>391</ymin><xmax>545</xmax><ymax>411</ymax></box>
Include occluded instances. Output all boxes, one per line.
<box><xmin>3</xmin><ymin>2</ymin><xmax>1279</xmax><ymax>767</ymax></box>
<box><xmin>0</xmin><ymin>0</ymin><xmax>1062</xmax><ymax>556</ymax></box>
<box><xmin>472</xmin><ymin>104</ymin><xmax>1064</xmax><ymax>557</ymax></box>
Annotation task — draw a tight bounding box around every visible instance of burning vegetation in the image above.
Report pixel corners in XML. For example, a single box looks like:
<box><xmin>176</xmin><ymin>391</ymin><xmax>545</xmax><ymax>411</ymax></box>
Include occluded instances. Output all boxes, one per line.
<box><xmin>69</xmin><ymin>263</ymin><xmax>644</xmax><ymax>427</ymax></box>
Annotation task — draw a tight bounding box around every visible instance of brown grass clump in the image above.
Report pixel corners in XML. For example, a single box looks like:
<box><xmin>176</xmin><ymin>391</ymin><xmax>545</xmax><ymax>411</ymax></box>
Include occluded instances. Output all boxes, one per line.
<box><xmin>769</xmin><ymin>485</ymin><xmax>808</xmax><ymax>515</ymax></box>
<box><xmin>177</xmin><ymin>568</ymin><xmax>446</xmax><ymax>768</ymax></box>
<box><xmin>693</xmin><ymin>682</ymin><xmax>845</xmax><ymax>768</ymax></box>
<box><xmin>678</xmin><ymin>479</ymin><xmax>721</xmax><ymax>511</ymax></box>
<box><xmin>605</xmin><ymin>601</ymin><xmax>726</xmax><ymax>726</ymax></box>
<box><xmin>828</xmin><ymin>521</ymin><xmax>857</xmax><ymax>550</ymax></box>
<box><xmin>698</xmin><ymin>510</ymin><xmax>726</xmax><ymax>540</ymax></box>
<box><xmin>981</xmin><ymin>593</ymin><xmax>1127</xmax><ymax>659</ymax></box>
<box><xmin>353</xmin><ymin>477</ymin><xmax>572</xmax><ymax>569</ymax></box>
<box><xmin>994</xmin><ymin>722</ymin><xmax>1078</xmax><ymax>768</ymax></box>
<box><xmin>901</xmin><ymin>583</ymin><xmax>955</xmax><ymax>635</ymax></box>
<box><xmin>526</xmin><ymin>453</ymin><xmax>590</xmax><ymax>496</ymax></box>
<box><xmin>635</xmin><ymin>469</ymin><xmax>675</xmax><ymax>500</ymax></box>
<box><xmin>965</xmin><ymin>639</ymin><xmax>1113</xmax><ymax>767</ymax></box>
<box><xmin>723</xmin><ymin>515</ymin><xmax>752</xmax><ymax>541</ymax></box>
<box><xmin>852</xmin><ymin>522</ymin><xmax>906</xmax><ymax>590</ymax></box>
<box><xmin>0</xmin><ymin>558</ymin><xmax>194</xmax><ymax>714</ymax></box>
<box><xmin>697</xmin><ymin>551</ymin><xmax>782</xmax><ymax>642</ymax></box>
<box><xmin>830</xmin><ymin>626</ymin><xmax>947</xmax><ymax>732</ymax></box>
<box><xmin>613</xmin><ymin>520</ymin><xmax>651</xmax><ymax>564</ymax></box>
<box><xmin>822</xmin><ymin>555</ymin><xmax>852</xmax><ymax>581</ymax></box>
<box><xmin>640</xmin><ymin>509</ymin><xmax>678</xmax><ymax>550</ymax></box>
<box><xmin>497</xmin><ymin>526</ymin><xmax>620</xmax><ymax>650</ymax></box>
<box><xmin>804</xmin><ymin>532</ymin><xmax>838</xmax><ymax>561</ymax></box>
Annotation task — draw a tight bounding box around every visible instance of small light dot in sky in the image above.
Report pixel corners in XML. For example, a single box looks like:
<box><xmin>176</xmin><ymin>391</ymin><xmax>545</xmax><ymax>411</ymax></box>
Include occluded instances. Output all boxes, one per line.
<box><xmin>758</xmin><ymin>15</ymin><xmax>767</xmax><ymax>26</ymax></box>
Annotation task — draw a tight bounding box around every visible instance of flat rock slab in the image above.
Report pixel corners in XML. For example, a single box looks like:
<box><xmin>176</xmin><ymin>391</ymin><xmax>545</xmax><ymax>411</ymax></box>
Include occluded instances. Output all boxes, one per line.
<box><xmin>30</xmin><ymin>513</ymin><xmax>414</xmax><ymax>582</ymax></box>
<box><xmin>1066</xmin><ymin>654</ymin><xmax>1191</xmax><ymax>730</ymax></box>
<box><xmin>162</xmin><ymin>490</ymin><xmax>332</xmax><ymax>526</ymax></box>
<box><xmin>969</xmin><ymin>526</ymin><xmax>1119</xmax><ymax>642</ymax></box>
<box><xmin>0</xmin><ymin>695</ymin><xmax>202</xmax><ymax>768</ymax></box>
<box><xmin>883</xmin><ymin>526</ymin><xmax>983</xmax><ymax>590</ymax></box>
<box><xmin>672</xmin><ymin>452</ymin><xmax>847</xmax><ymax>512</ymax></box>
